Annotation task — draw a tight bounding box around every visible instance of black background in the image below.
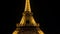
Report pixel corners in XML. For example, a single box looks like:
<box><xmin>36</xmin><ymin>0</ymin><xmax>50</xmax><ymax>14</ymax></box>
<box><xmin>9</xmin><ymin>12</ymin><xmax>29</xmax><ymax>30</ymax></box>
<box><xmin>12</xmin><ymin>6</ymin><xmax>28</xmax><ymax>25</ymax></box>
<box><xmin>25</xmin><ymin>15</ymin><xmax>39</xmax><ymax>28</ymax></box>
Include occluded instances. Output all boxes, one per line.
<box><xmin>0</xmin><ymin>0</ymin><xmax>57</xmax><ymax>34</ymax></box>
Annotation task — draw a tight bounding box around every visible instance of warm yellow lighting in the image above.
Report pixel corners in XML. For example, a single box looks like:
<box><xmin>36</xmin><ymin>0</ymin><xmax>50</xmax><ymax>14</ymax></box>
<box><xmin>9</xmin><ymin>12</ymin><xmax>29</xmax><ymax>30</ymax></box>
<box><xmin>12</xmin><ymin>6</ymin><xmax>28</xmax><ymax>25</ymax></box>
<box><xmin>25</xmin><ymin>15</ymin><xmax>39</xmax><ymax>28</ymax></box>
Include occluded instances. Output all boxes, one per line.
<box><xmin>38</xmin><ymin>30</ymin><xmax>44</xmax><ymax>34</ymax></box>
<box><xmin>12</xmin><ymin>30</ymin><xmax>19</xmax><ymax>34</ymax></box>
<box><xmin>24</xmin><ymin>0</ymin><xmax>31</xmax><ymax>12</ymax></box>
<box><xmin>12</xmin><ymin>0</ymin><xmax>45</xmax><ymax>34</ymax></box>
<box><xmin>20</xmin><ymin>16</ymin><xmax>25</xmax><ymax>25</ymax></box>
<box><xmin>30</xmin><ymin>16</ymin><xmax>37</xmax><ymax>26</ymax></box>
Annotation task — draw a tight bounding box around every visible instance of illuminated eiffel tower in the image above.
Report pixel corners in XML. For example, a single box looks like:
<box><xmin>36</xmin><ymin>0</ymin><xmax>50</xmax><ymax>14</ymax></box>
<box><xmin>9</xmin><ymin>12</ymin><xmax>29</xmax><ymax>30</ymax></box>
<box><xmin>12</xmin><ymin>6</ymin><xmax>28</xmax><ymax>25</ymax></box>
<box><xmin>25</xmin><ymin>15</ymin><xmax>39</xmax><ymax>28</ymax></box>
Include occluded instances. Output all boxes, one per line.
<box><xmin>12</xmin><ymin>0</ymin><xmax>44</xmax><ymax>34</ymax></box>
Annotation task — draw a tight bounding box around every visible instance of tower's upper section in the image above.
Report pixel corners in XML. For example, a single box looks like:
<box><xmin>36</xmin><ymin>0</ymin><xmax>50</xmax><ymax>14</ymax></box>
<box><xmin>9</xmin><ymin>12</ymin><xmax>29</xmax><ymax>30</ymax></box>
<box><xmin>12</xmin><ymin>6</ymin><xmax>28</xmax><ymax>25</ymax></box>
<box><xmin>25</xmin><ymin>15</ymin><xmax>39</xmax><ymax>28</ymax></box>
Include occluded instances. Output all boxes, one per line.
<box><xmin>24</xmin><ymin>0</ymin><xmax>31</xmax><ymax>12</ymax></box>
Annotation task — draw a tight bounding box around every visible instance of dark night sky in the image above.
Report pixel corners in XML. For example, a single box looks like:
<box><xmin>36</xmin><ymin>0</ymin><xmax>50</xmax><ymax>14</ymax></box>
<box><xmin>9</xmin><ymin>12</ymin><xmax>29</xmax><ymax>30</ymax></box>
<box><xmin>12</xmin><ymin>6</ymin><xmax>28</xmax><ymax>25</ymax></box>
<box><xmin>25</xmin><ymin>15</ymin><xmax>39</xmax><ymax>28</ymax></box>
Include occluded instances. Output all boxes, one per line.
<box><xmin>0</xmin><ymin>0</ymin><xmax>57</xmax><ymax>34</ymax></box>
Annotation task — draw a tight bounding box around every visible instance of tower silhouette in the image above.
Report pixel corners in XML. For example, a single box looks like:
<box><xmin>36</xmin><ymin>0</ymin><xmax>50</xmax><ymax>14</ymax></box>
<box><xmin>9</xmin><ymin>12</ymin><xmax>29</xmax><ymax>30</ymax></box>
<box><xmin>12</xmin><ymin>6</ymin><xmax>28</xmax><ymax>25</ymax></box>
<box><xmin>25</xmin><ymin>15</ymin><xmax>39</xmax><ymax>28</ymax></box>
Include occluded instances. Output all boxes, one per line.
<box><xmin>12</xmin><ymin>0</ymin><xmax>44</xmax><ymax>34</ymax></box>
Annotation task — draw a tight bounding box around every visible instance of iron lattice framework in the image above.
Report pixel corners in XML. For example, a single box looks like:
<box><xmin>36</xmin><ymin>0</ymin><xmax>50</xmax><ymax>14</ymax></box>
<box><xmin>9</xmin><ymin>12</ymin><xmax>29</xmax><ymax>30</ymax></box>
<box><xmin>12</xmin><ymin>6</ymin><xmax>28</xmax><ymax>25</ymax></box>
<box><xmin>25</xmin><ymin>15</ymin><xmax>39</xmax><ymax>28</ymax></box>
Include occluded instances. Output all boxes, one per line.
<box><xmin>12</xmin><ymin>0</ymin><xmax>44</xmax><ymax>34</ymax></box>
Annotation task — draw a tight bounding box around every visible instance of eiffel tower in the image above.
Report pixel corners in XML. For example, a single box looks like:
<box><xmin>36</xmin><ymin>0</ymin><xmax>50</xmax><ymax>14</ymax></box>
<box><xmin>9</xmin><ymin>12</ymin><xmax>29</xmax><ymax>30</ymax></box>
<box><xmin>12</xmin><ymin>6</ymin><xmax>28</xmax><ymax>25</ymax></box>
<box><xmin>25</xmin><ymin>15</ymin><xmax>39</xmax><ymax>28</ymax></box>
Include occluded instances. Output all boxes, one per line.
<box><xmin>12</xmin><ymin>0</ymin><xmax>44</xmax><ymax>34</ymax></box>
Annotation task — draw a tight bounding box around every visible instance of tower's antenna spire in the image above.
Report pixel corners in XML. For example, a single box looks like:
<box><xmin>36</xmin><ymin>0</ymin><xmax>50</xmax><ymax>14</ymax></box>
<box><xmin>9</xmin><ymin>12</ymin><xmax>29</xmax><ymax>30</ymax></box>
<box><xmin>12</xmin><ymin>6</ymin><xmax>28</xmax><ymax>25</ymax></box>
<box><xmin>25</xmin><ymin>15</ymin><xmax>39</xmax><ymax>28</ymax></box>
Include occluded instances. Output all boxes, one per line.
<box><xmin>24</xmin><ymin>0</ymin><xmax>31</xmax><ymax>12</ymax></box>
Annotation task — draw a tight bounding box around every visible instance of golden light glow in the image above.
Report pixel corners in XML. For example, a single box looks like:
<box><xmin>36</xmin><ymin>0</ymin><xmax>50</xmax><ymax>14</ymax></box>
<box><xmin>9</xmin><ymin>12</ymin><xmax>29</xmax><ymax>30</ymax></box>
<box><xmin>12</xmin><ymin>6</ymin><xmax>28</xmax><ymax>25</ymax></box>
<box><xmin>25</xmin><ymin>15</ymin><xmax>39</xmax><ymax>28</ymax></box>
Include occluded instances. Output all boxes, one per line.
<box><xmin>12</xmin><ymin>31</ymin><xmax>19</xmax><ymax>34</ymax></box>
<box><xmin>30</xmin><ymin>16</ymin><xmax>37</xmax><ymax>26</ymax></box>
<box><xmin>24</xmin><ymin>0</ymin><xmax>31</xmax><ymax>12</ymax></box>
<box><xmin>38</xmin><ymin>30</ymin><xmax>44</xmax><ymax>34</ymax></box>
<box><xmin>12</xmin><ymin>0</ymin><xmax>45</xmax><ymax>34</ymax></box>
<box><xmin>20</xmin><ymin>16</ymin><xmax>25</xmax><ymax>25</ymax></box>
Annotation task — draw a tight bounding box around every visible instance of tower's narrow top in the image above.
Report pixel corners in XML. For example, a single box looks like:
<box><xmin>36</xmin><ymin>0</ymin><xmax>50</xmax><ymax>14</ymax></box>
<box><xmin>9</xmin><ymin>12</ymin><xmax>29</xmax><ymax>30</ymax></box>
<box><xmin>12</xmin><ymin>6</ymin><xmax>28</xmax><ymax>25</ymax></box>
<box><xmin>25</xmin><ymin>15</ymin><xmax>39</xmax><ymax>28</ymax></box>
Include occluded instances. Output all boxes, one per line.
<box><xmin>24</xmin><ymin>0</ymin><xmax>31</xmax><ymax>12</ymax></box>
